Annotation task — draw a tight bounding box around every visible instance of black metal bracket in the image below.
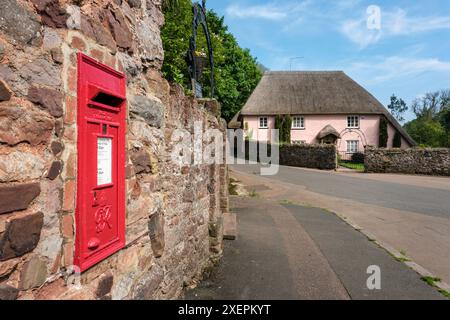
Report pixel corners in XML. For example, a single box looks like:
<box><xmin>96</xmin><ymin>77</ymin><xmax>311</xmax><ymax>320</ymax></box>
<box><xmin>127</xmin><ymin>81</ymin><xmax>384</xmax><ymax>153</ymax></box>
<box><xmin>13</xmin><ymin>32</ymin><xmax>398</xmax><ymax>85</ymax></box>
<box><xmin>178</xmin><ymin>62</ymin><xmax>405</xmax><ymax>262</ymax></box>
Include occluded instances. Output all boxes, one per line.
<box><xmin>187</xmin><ymin>0</ymin><xmax>215</xmax><ymax>98</ymax></box>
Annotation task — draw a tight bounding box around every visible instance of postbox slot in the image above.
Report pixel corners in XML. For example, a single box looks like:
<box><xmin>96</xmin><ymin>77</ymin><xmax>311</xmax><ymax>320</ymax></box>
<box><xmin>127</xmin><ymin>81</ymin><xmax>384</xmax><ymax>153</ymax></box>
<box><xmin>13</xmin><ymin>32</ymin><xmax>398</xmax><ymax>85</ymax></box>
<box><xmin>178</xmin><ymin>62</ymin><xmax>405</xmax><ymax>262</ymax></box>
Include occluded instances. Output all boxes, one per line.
<box><xmin>87</xmin><ymin>85</ymin><xmax>125</xmax><ymax>112</ymax></box>
<box><xmin>91</xmin><ymin>92</ymin><xmax>124</xmax><ymax>107</ymax></box>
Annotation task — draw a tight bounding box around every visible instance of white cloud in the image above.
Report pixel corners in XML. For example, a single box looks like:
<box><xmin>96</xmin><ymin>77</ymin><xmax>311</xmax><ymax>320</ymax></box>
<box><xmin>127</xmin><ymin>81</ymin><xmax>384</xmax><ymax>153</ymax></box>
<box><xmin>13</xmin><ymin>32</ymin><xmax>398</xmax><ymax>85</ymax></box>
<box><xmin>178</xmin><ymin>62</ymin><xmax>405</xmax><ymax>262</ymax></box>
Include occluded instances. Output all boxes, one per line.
<box><xmin>347</xmin><ymin>56</ymin><xmax>450</xmax><ymax>85</ymax></box>
<box><xmin>225</xmin><ymin>3</ymin><xmax>287</xmax><ymax>21</ymax></box>
<box><xmin>341</xmin><ymin>18</ymin><xmax>382</xmax><ymax>48</ymax></box>
<box><xmin>384</xmin><ymin>9</ymin><xmax>450</xmax><ymax>35</ymax></box>
<box><xmin>340</xmin><ymin>8</ymin><xmax>450</xmax><ymax>47</ymax></box>
<box><xmin>225</xmin><ymin>1</ymin><xmax>313</xmax><ymax>21</ymax></box>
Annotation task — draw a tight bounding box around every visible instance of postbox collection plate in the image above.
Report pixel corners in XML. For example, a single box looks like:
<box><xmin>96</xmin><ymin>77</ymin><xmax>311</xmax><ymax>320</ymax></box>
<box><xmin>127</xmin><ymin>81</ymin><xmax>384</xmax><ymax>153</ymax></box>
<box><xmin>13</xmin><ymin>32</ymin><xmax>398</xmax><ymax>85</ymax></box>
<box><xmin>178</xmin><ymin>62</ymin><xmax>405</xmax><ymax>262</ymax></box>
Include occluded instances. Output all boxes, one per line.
<box><xmin>75</xmin><ymin>53</ymin><xmax>126</xmax><ymax>272</ymax></box>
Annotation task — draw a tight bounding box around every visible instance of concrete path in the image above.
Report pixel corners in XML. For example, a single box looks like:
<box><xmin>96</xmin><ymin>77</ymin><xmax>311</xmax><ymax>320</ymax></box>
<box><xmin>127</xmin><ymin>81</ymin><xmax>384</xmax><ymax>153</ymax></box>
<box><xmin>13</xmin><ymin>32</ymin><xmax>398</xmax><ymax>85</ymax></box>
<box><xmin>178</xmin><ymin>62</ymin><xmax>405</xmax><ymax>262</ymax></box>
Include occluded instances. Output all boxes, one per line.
<box><xmin>229</xmin><ymin>164</ymin><xmax>450</xmax><ymax>292</ymax></box>
<box><xmin>186</xmin><ymin>197</ymin><xmax>444</xmax><ymax>300</ymax></box>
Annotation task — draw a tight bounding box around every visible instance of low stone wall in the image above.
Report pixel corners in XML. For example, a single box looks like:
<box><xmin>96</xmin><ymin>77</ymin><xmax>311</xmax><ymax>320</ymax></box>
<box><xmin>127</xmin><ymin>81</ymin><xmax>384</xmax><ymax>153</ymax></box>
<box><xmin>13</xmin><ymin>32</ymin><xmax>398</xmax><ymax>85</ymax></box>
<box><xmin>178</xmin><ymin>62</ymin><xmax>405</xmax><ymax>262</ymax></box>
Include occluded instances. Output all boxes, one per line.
<box><xmin>279</xmin><ymin>144</ymin><xmax>337</xmax><ymax>170</ymax></box>
<box><xmin>365</xmin><ymin>147</ymin><xmax>450</xmax><ymax>176</ymax></box>
<box><xmin>234</xmin><ymin>141</ymin><xmax>337</xmax><ymax>170</ymax></box>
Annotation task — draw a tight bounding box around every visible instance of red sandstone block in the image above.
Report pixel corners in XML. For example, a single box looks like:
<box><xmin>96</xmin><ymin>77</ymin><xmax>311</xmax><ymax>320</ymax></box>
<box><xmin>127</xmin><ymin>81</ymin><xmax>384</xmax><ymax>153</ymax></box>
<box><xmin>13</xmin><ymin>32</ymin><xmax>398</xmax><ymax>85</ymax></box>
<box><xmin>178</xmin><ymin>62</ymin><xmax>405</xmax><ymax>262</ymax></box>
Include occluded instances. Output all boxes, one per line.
<box><xmin>63</xmin><ymin>242</ymin><xmax>74</xmax><ymax>267</ymax></box>
<box><xmin>71</xmin><ymin>36</ymin><xmax>87</xmax><ymax>52</ymax></box>
<box><xmin>65</xmin><ymin>152</ymin><xmax>76</xmax><ymax>179</ymax></box>
<box><xmin>62</xmin><ymin>180</ymin><xmax>76</xmax><ymax>212</ymax></box>
<box><xmin>61</xmin><ymin>214</ymin><xmax>74</xmax><ymax>238</ymax></box>
<box><xmin>67</xmin><ymin>67</ymin><xmax>77</xmax><ymax>94</ymax></box>
<box><xmin>90</xmin><ymin>48</ymin><xmax>104</xmax><ymax>63</ymax></box>
<box><xmin>64</xmin><ymin>95</ymin><xmax>76</xmax><ymax>125</ymax></box>
<box><xmin>63</xmin><ymin>126</ymin><xmax>76</xmax><ymax>142</ymax></box>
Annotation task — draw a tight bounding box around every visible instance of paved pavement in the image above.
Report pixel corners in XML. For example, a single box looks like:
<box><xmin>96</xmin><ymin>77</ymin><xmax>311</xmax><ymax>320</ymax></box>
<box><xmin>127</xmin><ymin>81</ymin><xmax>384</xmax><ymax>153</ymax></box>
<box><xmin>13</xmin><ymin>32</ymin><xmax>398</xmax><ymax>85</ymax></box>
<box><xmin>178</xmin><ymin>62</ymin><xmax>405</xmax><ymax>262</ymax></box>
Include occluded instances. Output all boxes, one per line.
<box><xmin>228</xmin><ymin>164</ymin><xmax>450</xmax><ymax>291</ymax></box>
<box><xmin>186</xmin><ymin>197</ymin><xmax>349</xmax><ymax>300</ymax></box>
<box><xmin>186</xmin><ymin>197</ymin><xmax>444</xmax><ymax>300</ymax></box>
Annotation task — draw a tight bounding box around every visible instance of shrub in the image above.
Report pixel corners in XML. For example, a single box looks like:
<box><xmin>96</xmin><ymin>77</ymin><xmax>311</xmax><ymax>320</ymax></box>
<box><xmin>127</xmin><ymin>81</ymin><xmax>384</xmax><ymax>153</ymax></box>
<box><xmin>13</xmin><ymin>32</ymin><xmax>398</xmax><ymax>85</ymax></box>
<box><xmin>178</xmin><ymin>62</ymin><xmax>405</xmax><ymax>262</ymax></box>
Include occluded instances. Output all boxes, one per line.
<box><xmin>351</xmin><ymin>152</ymin><xmax>365</xmax><ymax>163</ymax></box>
<box><xmin>379</xmin><ymin>116</ymin><xmax>388</xmax><ymax>148</ymax></box>
<box><xmin>393</xmin><ymin>131</ymin><xmax>402</xmax><ymax>148</ymax></box>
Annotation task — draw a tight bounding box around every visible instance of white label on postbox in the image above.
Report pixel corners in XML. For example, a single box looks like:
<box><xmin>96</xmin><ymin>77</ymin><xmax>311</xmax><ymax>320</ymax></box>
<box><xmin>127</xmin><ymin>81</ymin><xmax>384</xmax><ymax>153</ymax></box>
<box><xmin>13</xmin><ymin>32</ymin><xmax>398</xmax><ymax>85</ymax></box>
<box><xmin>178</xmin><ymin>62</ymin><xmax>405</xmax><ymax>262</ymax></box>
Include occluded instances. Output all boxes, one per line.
<box><xmin>97</xmin><ymin>137</ymin><xmax>112</xmax><ymax>185</ymax></box>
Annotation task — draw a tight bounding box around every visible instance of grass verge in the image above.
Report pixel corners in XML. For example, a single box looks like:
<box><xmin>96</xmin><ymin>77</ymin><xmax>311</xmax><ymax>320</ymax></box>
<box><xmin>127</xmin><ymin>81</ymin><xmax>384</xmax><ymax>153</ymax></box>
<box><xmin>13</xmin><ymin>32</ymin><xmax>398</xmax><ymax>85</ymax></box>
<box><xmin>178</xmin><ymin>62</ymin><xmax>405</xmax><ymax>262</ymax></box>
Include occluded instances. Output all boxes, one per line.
<box><xmin>339</xmin><ymin>161</ymin><xmax>365</xmax><ymax>172</ymax></box>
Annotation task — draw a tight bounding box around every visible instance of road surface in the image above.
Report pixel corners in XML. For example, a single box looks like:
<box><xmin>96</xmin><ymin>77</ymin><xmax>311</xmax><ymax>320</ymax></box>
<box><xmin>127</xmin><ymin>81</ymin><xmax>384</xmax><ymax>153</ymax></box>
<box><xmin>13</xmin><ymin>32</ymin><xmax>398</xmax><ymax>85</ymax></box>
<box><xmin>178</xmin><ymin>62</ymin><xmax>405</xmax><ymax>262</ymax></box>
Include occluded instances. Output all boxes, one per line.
<box><xmin>227</xmin><ymin>164</ymin><xmax>450</xmax><ymax>291</ymax></box>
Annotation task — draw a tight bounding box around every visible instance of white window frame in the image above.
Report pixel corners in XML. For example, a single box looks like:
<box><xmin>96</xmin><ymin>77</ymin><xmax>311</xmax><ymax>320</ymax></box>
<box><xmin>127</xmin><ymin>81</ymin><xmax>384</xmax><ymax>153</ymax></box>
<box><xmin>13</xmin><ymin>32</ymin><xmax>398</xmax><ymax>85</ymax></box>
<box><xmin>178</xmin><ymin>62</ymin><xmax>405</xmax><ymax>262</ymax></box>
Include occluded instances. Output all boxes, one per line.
<box><xmin>292</xmin><ymin>116</ymin><xmax>305</xmax><ymax>129</ymax></box>
<box><xmin>347</xmin><ymin>140</ymin><xmax>359</xmax><ymax>153</ymax></box>
<box><xmin>347</xmin><ymin>116</ymin><xmax>360</xmax><ymax>128</ymax></box>
<box><xmin>259</xmin><ymin>116</ymin><xmax>268</xmax><ymax>129</ymax></box>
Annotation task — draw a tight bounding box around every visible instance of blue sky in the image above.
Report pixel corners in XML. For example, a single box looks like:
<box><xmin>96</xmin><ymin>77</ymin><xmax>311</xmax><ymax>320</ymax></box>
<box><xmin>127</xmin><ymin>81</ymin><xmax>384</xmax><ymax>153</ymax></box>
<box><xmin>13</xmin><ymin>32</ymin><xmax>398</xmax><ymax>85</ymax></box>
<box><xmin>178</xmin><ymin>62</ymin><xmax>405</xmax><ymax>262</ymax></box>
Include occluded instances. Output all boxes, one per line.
<box><xmin>206</xmin><ymin>0</ymin><xmax>450</xmax><ymax>122</ymax></box>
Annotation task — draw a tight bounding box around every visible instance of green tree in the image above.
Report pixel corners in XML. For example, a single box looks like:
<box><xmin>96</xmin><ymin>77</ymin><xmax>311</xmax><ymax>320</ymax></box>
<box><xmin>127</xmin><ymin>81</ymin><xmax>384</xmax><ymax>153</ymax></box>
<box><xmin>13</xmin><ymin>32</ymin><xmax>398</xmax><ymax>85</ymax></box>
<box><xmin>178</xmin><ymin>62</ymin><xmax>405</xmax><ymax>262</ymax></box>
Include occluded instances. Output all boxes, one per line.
<box><xmin>404</xmin><ymin>119</ymin><xmax>446</xmax><ymax>147</ymax></box>
<box><xmin>404</xmin><ymin>89</ymin><xmax>450</xmax><ymax>148</ymax></box>
<box><xmin>439</xmin><ymin>90</ymin><xmax>450</xmax><ymax>133</ymax></box>
<box><xmin>162</xmin><ymin>0</ymin><xmax>180</xmax><ymax>10</ymax></box>
<box><xmin>161</xmin><ymin>2</ymin><xmax>262</xmax><ymax>122</ymax></box>
<box><xmin>379</xmin><ymin>116</ymin><xmax>388</xmax><ymax>148</ymax></box>
<box><xmin>439</xmin><ymin>107</ymin><xmax>450</xmax><ymax>147</ymax></box>
<box><xmin>387</xmin><ymin>94</ymin><xmax>408</xmax><ymax>122</ymax></box>
<box><xmin>274</xmin><ymin>115</ymin><xmax>292</xmax><ymax>144</ymax></box>
<box><xmin>411</xmin><ymin>91</ymin><xmax>442</xmax><ymax>121</ymax></box>
<box><xmin>282</xmin><ymin>115</ymin><xmax>292</xmax><ymax>144</ymax></box>
<box><xmin>275</xmin><ymin>115</ymin><xmax>283</xmax><ymax>131</ymax></box>
<box><xmin>161</xmin><ymin>0</ymin><xmax>193</xmax><ymax>85</ymax></box>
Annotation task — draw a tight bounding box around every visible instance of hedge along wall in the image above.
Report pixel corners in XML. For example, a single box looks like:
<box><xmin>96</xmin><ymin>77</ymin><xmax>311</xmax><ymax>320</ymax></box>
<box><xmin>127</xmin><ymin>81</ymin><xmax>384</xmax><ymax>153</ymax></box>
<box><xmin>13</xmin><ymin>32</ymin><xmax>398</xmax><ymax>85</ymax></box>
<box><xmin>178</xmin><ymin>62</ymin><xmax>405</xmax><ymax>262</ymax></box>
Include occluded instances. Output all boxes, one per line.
<box><xmin>279</xmin><ymin>144</ymin><xmax>337</xmax><ymax>170</ymax></box>
<box><xmin>234</xmin><ymin>141</ymin><xmax>337</xmax><ymax>170</ymax></box>
<box><xmin>365</xmin><ymin>146</ymin><xmax>450</xmax><ymax>176</ymax></box>
<box><xmin>0</xmin><ymin>0</ymin><xmax>228</xmax><ymax>300</ymax></box>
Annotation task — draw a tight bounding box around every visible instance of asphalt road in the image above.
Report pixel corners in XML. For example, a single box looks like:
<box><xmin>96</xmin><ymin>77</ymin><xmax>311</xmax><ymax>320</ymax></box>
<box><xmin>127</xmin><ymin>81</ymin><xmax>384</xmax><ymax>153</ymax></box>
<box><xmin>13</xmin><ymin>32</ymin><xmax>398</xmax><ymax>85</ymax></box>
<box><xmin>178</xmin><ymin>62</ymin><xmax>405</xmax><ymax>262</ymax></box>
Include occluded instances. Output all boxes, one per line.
<box><xmin>284</xmin><ymin>204</ymin><xmax>444</xmax><ymax>299</ymax></box>
<box><xmin>231</xmin><ymin>164</ymin><xmax>450</xmax><ymax>220</ymax></box>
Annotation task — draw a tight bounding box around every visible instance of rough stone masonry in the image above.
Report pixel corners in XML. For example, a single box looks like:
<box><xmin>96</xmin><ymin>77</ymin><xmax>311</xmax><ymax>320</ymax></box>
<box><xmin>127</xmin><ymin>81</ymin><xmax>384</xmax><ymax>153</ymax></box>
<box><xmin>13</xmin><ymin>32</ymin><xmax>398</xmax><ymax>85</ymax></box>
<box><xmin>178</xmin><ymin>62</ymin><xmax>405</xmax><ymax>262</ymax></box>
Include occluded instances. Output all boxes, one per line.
<box><xmin>0</xmin><ymin>0</ymin><xmax>229</xmax><ymax>300</ymax></box>
<box><xmin>365</xmin><ymin>146</ymin><xmax>450</xmax><ymax>176</ymax></box>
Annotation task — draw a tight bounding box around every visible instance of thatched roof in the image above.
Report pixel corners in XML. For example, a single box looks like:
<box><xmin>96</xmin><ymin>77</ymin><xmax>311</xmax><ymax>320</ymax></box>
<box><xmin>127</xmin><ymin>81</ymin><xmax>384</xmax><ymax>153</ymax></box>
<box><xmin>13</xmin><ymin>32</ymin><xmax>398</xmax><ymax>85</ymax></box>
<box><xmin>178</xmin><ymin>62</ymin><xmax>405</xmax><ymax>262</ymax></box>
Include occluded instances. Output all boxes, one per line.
<box><xmin>237</xmin><ymin>71</ymin><xmax>416</xmax><ymax>146</ymax></box>
<box><xmin>317</xmin><ymin>125</ymin><xmax>341</xmax><ymax>139</ymax></box>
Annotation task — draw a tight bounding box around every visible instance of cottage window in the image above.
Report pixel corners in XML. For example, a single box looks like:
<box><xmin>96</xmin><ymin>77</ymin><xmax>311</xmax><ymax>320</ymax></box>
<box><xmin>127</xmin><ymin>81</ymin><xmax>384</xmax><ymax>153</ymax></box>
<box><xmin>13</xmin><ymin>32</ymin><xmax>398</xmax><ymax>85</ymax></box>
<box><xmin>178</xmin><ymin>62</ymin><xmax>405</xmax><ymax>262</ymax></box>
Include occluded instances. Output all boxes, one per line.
<box><xmin>347</xmin><ymin>140</ymin><xmax>359</xmax><ymax>153</ymax></box>
<box><xmin>292</xmin><ymin>116</ymin><xmax>305</xmax><ymax>129</ymax></box>
<box><xmin>259</xmin><ymin>117</ymin><xmax>268</xmax><ymax>129</ymax></box>
<box><xmin>347</xmin><ymin>116</ymin><xmax>359</xmax><ymax>128</ymax></box>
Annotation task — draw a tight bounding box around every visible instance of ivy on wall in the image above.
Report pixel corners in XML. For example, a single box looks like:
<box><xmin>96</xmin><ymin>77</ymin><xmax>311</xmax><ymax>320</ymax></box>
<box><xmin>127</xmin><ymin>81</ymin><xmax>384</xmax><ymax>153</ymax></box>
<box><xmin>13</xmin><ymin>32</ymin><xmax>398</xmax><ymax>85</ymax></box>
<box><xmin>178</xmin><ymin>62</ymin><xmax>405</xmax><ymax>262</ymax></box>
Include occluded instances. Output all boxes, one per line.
<box><xmin>379</xmin><ymin>116</ymin><xmax>388</xmax><ymax>148</ymax></box>
<box><xmin>275</xmin><ymin>115</ymin><xmax>292</xmax><ymax>144</ymax></box>
<box><xmin>393</xmin><ymin>131</ymin><xmax>402</xmax><ymax>148</ymax></box>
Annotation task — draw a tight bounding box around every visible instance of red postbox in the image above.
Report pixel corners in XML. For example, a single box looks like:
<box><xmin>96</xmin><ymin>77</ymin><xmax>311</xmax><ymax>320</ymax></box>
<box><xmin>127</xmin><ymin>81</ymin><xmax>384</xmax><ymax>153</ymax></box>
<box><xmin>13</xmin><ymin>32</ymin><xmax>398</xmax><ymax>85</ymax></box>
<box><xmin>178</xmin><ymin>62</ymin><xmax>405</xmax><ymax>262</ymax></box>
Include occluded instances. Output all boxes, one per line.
<box><xmin>75</xmin><ymin>53</ymin><xmax>126</xmax><ymax>272</ymax></box>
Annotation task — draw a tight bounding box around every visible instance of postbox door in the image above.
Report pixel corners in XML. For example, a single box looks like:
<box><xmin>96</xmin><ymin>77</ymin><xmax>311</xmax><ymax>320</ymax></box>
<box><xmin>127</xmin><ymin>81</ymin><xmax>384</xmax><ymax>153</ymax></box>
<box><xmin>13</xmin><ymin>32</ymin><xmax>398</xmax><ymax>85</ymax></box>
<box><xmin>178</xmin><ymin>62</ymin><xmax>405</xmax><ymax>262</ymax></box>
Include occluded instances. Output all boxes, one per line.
<box><xmin>85</xmin><ymin>121</ymin><xmax>119</xmax><ymax>252</ymax></box>
<box><xmin>75</xmin><ymin>53</ymin><xmax>126</xmax><ymax>272</ymax></box>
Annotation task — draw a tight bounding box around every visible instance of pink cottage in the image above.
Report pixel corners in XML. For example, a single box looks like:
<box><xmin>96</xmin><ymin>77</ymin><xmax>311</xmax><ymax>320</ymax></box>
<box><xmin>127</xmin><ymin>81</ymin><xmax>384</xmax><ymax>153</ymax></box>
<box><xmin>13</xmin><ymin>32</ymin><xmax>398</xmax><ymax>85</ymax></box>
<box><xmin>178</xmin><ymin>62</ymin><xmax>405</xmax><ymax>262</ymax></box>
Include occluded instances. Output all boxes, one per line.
<box><xmin>229</xmin><ymin>71</ymin><xmax>416</xmax><ymax>157</ymax></box>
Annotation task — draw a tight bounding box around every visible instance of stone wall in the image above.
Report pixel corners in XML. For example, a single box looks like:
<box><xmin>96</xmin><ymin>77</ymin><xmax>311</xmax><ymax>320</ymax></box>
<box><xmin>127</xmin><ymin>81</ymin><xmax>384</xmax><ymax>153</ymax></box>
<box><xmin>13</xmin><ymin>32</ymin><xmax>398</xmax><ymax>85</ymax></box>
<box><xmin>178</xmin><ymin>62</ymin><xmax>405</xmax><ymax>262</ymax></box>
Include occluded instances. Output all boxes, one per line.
<box><xmin>365</xmin><ymin>146</ymin><xmax>450</xmax><ymax>176</ymax></box>
<box><xmin>234</xmin><ymin>141</ymin><xmax>337</xmax><ymax>170</ymax></box>
<box><xmin>0</xmin><ymin>0</ymin><xmax>228</xmax><ymax>300</ymax></box>
<box><xmin>279</xmin><ymin>144</ymin><xmax>337</xmax><ymax>170</ymax></box>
